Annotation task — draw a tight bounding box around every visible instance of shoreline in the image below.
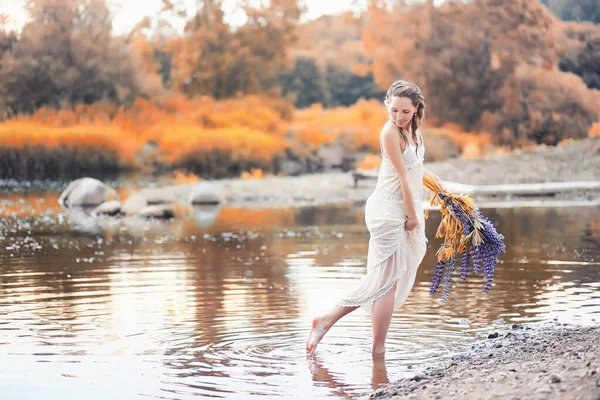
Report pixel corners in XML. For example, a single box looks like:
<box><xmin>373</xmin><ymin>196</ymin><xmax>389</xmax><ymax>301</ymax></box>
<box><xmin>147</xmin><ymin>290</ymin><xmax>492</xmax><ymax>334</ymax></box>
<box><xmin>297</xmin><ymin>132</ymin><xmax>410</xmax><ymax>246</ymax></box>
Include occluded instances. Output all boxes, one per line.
<box><xmin>367</xmin><ymin>322</ymin><xmax>600</xmax><ymax>400</ymax></box>
<box><xmin>1</xmin><ymin>137</ymin><xmax>598</xmax><ymax>211</ymax></box>
<box><xmin>205</xmin><ymin>137</ymin><xmax>600</xmax><ymax>206</ymax></box>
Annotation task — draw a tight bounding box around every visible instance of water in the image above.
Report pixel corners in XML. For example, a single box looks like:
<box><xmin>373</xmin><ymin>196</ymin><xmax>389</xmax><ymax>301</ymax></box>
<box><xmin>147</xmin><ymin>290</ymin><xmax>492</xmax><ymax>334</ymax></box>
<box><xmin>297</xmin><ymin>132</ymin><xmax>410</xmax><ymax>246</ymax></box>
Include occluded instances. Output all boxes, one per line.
<box><xmin>1</xmin><ymin>191</ymin><xmax>599</xmax><ymax>399</ymax></box>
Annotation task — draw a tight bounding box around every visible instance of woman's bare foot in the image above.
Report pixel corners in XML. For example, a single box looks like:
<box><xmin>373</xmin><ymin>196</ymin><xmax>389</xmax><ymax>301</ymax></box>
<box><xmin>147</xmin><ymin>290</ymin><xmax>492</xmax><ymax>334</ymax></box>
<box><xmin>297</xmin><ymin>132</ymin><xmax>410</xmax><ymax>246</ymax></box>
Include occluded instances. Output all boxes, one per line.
<box><xmin>306</xmin><ymin>315</ymin><xmax>331</xmax><ymax>354</ymax></box>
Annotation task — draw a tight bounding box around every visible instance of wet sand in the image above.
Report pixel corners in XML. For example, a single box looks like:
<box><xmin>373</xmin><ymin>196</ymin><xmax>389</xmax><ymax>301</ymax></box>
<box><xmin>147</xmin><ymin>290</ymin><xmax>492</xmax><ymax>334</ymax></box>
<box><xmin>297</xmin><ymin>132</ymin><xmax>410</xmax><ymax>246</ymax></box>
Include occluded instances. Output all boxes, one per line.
<box><xmin>367</xmin><ymin>323</ymin><xmax>600</xmax><ymax>400</ymax></box>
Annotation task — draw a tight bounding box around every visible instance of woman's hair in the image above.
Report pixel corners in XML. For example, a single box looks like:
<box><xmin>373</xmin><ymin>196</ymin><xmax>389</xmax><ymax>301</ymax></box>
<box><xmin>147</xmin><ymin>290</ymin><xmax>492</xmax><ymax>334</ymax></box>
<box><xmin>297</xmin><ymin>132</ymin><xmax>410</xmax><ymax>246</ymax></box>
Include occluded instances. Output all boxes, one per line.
<box><xmin>384</xmin><ymin>80</ymin><xmax>426</xmax><ymax>153</ymax></box>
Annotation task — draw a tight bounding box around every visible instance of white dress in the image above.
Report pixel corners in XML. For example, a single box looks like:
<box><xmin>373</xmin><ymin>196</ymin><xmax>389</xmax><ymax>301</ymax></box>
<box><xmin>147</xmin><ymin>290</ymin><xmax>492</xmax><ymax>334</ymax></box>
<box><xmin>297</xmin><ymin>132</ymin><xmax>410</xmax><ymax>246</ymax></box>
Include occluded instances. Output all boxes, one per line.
<box><xmin>338</xmin><ymin>134</ymin><xmax>428</xmax><ymax>313</ymax></box>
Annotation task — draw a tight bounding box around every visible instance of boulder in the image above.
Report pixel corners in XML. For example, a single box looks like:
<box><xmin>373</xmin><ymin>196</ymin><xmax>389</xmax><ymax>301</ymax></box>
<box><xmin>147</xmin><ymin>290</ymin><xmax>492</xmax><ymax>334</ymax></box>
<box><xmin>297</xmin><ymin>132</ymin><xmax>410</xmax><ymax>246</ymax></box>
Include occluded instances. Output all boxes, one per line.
<box><xmin>91</xmin><ymin>200</ymin><xmax>122</xmax><ymax>216</ymax></box>
<box><xmin>58</xmin><ymin>177</ymin><xmax>118</xmax><ymax>207</ymax></box>
<box><xmin>316</xmin><ymin>143</ymin><xmax>345</xmax><ymax>169</ymax></box>
<box><xmin>120</xmin><ymin>194</ymin><xmax>148</xmax><ymax>215</ymax></box>
<box><xmin>281</xmin><ymin>160</ymin><xmax>304</xmax><ymax>176</ymax></box>
<box><xmin>189</xmin><ymin>182</ymin><xmax>220</xmax><ymax>205</ymax></box>
<box><xmin>137</xmin><ymin>204</ymin><xmax>176</xmax><ymax>219</ymax></box>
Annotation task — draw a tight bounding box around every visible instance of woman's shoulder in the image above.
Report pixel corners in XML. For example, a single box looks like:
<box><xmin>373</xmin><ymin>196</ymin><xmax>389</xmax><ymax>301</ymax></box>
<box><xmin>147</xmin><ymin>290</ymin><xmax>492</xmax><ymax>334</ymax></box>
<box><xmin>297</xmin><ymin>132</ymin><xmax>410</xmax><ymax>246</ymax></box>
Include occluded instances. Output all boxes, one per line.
<box><xmin>380</xmin><ymin>121</ymin><xmax>398</xmax><ymax>139</ymax></box>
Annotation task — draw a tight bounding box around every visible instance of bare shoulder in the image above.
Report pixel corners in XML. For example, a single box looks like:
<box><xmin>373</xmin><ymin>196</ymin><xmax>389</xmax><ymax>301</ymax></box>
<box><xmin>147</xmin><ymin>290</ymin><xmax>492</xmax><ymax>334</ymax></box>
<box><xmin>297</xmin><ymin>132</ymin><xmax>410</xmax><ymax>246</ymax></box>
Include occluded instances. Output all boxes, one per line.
<box><xmin>380</xmin><ymin>122</ymin><xmax>399</xmax><ymax>141</ymax></box>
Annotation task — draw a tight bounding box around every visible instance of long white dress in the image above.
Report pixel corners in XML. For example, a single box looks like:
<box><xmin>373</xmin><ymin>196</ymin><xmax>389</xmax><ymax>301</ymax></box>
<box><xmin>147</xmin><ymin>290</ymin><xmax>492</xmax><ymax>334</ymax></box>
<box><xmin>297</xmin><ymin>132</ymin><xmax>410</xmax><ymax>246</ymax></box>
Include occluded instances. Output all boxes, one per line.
<box><xmin>337</xmin><ymin>134</ymin><xmax>428</xmax><ymax>313</ymax></box>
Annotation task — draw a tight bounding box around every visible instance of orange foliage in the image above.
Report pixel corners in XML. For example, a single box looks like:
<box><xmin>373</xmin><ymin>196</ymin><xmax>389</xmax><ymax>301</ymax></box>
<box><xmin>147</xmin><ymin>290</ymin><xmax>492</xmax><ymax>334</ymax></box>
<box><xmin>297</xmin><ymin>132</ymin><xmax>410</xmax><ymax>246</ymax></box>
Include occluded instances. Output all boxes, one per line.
<box><xmin>429</xmin><ymin>124</ymin><xmax>494</xmax><ymax>158</ymax></box>
<box><xmin>356</xmin><ymin>153</ymin><xmax>381</xmax><ymax>170</ymax></box>
<box><xmin>0</xmin><ymin>119</ymin><xmax>140</xmax><ymax>163</ymax></box>
<box><xmin>589</xmin><ymin>121</ymin><xmax>600</xmax><ymax>138</ymax></box>
<box><xmin>241</xmin><ymin>168</ymin><xmax>265</xmax><ymax>180</ymax></box>
<box><xmin>289</xmin><ymin>99</ymin><xmax>387</xmax><ymax>152</ymax></box>
<box><xmin>0</xmin><ymin>94</ymin><xmax>292</xmax><ymax>167</ymax></box>
<box><xmin>174</xmin><ymin>170</ymin><xmax>201</xmax><ymax>185</ymax></box>
<box><xmin>290</xmin><ymin>12</ymin><xmax>369</xmax><ymax>70</ymax></box>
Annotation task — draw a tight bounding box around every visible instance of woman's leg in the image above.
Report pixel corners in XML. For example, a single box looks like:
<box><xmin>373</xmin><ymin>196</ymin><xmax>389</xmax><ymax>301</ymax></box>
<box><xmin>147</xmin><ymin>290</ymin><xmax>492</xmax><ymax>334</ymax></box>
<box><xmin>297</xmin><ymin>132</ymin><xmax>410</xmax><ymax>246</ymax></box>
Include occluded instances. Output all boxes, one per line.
<box><xmin>371</xmin><ymin>283</ymin><xmax>397</xmax><ymax>355</ymax></box>
<box><xmin>306</xmin><ymin>305</ymin><xmax>359</xmax><ymax>353</ymax></box>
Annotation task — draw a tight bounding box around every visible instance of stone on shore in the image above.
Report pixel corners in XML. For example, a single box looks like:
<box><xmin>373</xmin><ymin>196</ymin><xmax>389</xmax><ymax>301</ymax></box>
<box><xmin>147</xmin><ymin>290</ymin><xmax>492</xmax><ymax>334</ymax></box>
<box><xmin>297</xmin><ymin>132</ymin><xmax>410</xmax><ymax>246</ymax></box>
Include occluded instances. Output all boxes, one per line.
<box><xmin>189</xmin><ymin>182</ymin><xmax>220</xmax><ymax>205</ymax></box>
<box><xmin>91</xmin><ymin>200</ymin><xmax>122</xmax><ymax>216</ymax></box>
<box><xmin>58</xmin><ymin>177</ymin><xmax>118</xmax><ymax>207</ymax></box>
<box><xmin>137</xmin><ymin>204</ymin><xmax>176</xmax><ymax>219</ymax></box>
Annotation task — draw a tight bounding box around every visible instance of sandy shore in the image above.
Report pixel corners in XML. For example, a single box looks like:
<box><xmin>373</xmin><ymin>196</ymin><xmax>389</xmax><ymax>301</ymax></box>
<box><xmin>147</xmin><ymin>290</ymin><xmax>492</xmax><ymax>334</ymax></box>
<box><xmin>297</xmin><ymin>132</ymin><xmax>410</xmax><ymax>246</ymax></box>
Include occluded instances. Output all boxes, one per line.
<box><xmin>367</xmin><ymin>323</ymin><xmax>600</xmax><ymax>400</ymax></box>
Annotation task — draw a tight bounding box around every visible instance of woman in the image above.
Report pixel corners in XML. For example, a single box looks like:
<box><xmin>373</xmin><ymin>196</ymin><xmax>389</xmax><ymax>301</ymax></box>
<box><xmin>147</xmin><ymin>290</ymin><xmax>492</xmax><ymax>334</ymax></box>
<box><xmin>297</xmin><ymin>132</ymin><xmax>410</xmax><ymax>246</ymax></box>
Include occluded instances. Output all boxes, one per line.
<box><xmin>306</xmin><ymin>80</ymin><xmax>445</xmax><ymax>357</ymax></box>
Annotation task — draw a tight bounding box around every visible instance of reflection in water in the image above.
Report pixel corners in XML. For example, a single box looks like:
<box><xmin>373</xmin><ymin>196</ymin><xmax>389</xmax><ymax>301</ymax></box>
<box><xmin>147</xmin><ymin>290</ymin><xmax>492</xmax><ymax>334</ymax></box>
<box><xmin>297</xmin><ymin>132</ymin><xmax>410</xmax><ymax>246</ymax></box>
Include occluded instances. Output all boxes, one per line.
<box><xmin>0</xmin><ymin>194</ymin><xmax>598</xmax><ymax>399</ymax></box>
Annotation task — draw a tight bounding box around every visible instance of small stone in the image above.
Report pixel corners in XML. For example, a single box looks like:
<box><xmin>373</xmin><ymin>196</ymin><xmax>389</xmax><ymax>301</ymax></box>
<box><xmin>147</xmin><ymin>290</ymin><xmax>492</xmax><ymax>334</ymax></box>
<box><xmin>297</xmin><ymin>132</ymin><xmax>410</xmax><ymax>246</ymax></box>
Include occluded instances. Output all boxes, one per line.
<box><xmin>550</xmin><ymin>374</ymin><xmax>561</xmax><ymax>384</ymax></box>
<box><xmin>488</xmin><ymin>332</ymin><xmax>499</xmax><ymax>339</ymax></box>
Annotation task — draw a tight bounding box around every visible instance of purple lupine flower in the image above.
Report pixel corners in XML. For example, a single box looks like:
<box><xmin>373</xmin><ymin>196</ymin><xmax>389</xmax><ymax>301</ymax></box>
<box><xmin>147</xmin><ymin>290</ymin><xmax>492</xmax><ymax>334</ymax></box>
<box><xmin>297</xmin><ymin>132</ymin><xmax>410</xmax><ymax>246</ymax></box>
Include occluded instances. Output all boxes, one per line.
<box><xmin>429</xmin><ymin>194</ymin><xmax>505</xmax><ymax>301</ymax></box>
<box><xmin>471</xmin><ymin>245</ymin><xmax>482</xmax><ymax>274</ymax></box>
<box><xmin>460</xmin><ymin>250</ymin><xmax>470</xmax><ymax>280</ymax></box>
<box><xmin>440</xmin><ymin>256</ymin><xmax>456</xmax><ymax>304</ymax></box>
<box><xmin>430</xmin><ymin>258</ymin><xmax>445</xmax><ymax>295</ymax></box>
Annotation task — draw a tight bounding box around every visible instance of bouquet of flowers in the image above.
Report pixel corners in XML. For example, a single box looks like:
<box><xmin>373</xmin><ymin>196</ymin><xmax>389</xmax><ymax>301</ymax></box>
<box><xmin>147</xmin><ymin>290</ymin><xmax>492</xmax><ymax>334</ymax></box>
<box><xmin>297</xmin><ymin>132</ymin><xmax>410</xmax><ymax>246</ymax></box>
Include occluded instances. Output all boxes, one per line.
<box><xmin>423</xmin><ymin>175</ymin><xmax>506</xmax><ymax>303</ymax></box>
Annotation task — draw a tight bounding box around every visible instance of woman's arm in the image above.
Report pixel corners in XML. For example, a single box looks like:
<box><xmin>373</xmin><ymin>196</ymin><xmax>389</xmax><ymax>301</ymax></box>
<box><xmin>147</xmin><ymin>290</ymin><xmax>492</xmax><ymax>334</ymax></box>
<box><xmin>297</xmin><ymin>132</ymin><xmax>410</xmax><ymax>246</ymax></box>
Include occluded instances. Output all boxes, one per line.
<box><xmin>381</xmin><ymin>125</ymin><xmax>418</xmax><ymax>219</ymax></box>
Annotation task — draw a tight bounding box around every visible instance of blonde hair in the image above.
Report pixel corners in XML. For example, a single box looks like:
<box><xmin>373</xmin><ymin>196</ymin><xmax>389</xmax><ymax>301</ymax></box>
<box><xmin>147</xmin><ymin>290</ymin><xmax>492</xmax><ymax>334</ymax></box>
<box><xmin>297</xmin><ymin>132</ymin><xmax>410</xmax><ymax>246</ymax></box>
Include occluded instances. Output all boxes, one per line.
<box><xmin>384</xmin><ymin>80</ymin><xmax>426</xmax><ymax>153</ymax></box>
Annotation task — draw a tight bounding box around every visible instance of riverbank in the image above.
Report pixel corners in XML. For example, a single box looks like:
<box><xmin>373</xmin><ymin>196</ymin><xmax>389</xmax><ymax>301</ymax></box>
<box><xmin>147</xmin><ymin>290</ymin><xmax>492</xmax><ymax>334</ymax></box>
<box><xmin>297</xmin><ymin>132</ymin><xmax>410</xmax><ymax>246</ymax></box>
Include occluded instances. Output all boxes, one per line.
<box><xmin>368</xmin><ymin>323</ymin><xmax>600</xmax><ymax>400</ymax></box>
<box><xmin>211</xmin><ymin>137</ymin><xmax>600</xmax><ymax>205</ymax></box>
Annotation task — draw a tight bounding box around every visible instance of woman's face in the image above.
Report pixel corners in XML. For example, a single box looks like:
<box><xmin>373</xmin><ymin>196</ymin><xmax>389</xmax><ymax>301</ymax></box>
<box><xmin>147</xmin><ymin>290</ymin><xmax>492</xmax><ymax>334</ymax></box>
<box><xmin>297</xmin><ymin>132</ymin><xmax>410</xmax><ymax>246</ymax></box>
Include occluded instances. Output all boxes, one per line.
<box><xmin>388</xmin><ymin>96</ymin><xmax>416</xmax><ymax>129</ymax></box>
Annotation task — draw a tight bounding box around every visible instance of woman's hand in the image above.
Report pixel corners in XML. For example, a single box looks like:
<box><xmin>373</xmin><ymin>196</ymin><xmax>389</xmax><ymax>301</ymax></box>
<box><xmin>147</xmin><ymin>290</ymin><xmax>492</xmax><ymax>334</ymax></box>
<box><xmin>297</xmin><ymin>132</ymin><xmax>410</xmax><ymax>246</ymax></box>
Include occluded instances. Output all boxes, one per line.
<box><xmin>405</xmin><ymin>217</ymin><xmax>419</xmax><ymax>232</ymax></box>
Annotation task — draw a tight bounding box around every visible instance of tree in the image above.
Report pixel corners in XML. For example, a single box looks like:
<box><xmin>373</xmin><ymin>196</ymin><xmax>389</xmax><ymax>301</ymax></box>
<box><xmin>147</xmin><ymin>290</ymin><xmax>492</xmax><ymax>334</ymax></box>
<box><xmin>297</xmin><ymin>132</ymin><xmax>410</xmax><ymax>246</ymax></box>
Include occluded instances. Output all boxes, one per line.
<box><xmin>489</xmin><ymin>66</ymin><xmax>600</xmax><ymax>145</ymax></box>
<box><xmin>170</xmin><ymin>0</ymin><xmax>302</xmax><ymax>99</ymax></box>
<box><xmin>0</xmin><ymin>0</ymin><xmax>154</xmax><ymax>115</ymax></box>
<box><xmin>559</xmin><ymin>21</ymin><xmax>600</xmax><ymax>89</ymax></box>
<box><xmin>360</xmin><ymin>0</ymin><xmax>598</xmax><ymax>144</ymax></box>
<box><xmin>325</xmin><ymin>64</ymin><xmax>385</xmax><ymax>108</ymax></box>
<box><xmin>278</xmin><ymin>57</ymin><xmax>330</xmax><ymax>108</ymax></box>
<box><xmin>545</xmin><ymin>0</ymin><xmax>600</xmax><ymax>24</ymax></box>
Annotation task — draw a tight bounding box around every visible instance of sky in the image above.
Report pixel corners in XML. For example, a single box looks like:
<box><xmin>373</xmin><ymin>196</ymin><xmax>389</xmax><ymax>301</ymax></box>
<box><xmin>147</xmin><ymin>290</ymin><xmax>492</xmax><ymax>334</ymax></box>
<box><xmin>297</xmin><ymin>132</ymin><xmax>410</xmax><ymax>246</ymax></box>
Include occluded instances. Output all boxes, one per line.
<box><xmin>0</xmin><ymin>0</ymin><xmax>368</xmax><ymax>34</ymax></box>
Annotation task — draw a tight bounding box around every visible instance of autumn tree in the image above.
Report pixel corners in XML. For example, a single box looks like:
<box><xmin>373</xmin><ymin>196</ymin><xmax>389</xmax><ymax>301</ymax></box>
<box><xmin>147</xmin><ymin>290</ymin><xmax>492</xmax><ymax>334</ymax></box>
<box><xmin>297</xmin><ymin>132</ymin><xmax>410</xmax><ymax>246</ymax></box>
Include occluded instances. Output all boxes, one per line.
<box><xmin>488</xmin><ymin>66</ymin><xmax>600</xmax><ymax>145</ymax></box>
<box><xmin>0</xmin><ymin>0</ymin><xmax>154</xmax><ymax>115</ymax></box>
<box><xmin>281</xmin><ymin>13</ymin><xmax>383</xmax><ymax>108</ymax></box>
<box><xmin>559</xmin><ymin>21</ymin><xmax>600</xmax><ymax>89</ymax></box>
<box><xmin>361</xmin><ymin>0</ymin><xmax>599</xmax><ymax>144</ymax></box>
<box><xmin>170</xmin><ymin>0</ymin><xmax>302</xmax><ymax>99</ymax></box>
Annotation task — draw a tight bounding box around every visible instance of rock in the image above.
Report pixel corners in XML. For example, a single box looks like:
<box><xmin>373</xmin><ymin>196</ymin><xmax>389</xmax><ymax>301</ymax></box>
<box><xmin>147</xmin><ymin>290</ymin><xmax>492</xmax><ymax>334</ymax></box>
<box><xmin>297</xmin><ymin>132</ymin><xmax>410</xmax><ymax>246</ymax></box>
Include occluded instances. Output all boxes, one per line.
<box><xmin>281</xmin><ymin>160</ymin><xmax>304</xmax><ymax>176</ymax></box>
<box><xmin>121</xmin><ymin>194</ymin><xmax>148</xmax><ymax>215</ymax></box>
<box><xmin>137</xmin><ymin>204</ymin><xmax>175</xmax><ymax>219</ymax></box>
<box><xmin>91</xmin><ymin>200</ymin><xmax>122</xmax><ymax>216</ymax></box>
<box><xmin>58</xmin><ymin>177</ymin><xmax>118</xmax><ymax>207</ymax></box>
<box><xmin>488</xmin><ymin>332</ymin><xmax>499</xmax><ymax>339</ymax></box>
<box><xmin>189</xmin><ymin>182</ymin><xmax>220</xmax><ymax>205</ymax></box>
<box><xmin>550</xmin><ymin>374</ymin><xmax>561</xmax><ymax>383</ymax></box>
<box><xmin>316</xmin><ymin>143</ymin><xmax>344</xmax><ymax>166</ymax></box>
